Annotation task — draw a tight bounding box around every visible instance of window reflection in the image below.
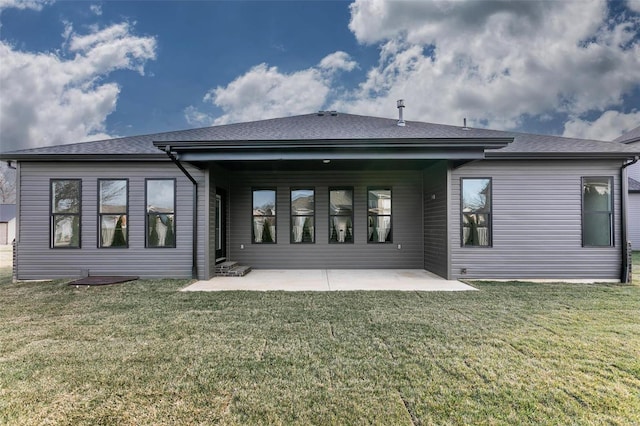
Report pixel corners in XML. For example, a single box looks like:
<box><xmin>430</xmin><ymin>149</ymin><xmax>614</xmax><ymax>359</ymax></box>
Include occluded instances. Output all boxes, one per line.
<box><xmin>330</xmin><ymin>188</ymin><xmax>353</xmax><ymax>243</ymax></box>
<box><xmin>462</xmin><ymin>178</ymin><xmax>491</xmax><ymax>247</ymax></box>
<box><xmin>253</xmin><ymin>189</ymin><xmax>276</xmax><ymax>243</ymax></box>
<box><xmin>368</xmin><ymin>189</ymin><xmax>392</xmax><ymax>243</ymax></box>
<box><xmin>146</xmin><ymin>179</ymin><xmax>175</xmax><ymax>248</ymax></box>
<box><xmin>291</xmin><ymin>189</ymin><xmax>314</xmax><ymax>243</ymax></box>
<box><xmin>582</xmin><ymin>177</ymin><xmax>612</xmax><ymax>246</ymax></box>
<box><xmin>99</xmin><ymin>179</ymin><xmax>128</xmax><ymax>248</ymax></box>
<box><xmin>51</xmin><ymin>179</ymin><xmax>81</xmax><ymax>248</ymax></box>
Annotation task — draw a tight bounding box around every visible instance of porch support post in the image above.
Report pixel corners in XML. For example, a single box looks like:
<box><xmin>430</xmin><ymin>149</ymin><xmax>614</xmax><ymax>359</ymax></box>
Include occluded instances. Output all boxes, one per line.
<box><xmin>621</xmin><ymin>156</ymin><xmax>639</xmax><ymax>283</ymax></box>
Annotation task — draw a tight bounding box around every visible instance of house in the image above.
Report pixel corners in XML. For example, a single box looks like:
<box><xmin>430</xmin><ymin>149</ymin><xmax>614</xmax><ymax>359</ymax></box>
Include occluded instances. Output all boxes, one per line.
<box><xmin>614</xmin><ymin>125</ymin><xmax>640</xmax><ymax>250</ymax></box>
<box><xmin>0</xmin><ymin>204</ymin><xmax>16</xmax><ymax>245</ymax></box>
<box><xmin>1</xmin><ymin>108</ymin><xmax>639</xmax><ymax>282</ymax></box>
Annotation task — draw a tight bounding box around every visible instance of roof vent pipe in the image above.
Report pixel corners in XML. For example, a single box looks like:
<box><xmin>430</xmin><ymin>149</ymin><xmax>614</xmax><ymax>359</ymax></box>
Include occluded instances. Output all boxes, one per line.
<box><xmin>397</xmin><ymin>99</ymin><xmax>406</xmax><ymax>127</ymax></box>
<box><xmin>462</xmin><ymin>117</ymin><xmax>470</xmax><ymax>130</ymax></box>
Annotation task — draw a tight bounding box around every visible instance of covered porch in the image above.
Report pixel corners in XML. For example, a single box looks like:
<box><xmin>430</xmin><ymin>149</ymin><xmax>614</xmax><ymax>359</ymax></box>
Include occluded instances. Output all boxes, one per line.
<box><xmin>153</xmin><ymin>124</ymin><xmax>511</xmax><ymax>280</ymax></box>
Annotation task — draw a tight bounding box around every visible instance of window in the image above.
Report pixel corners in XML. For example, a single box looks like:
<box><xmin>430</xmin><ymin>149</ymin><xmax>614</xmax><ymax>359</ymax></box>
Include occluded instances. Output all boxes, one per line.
<box><xmin>253</xmin><ymin>189</ymin><xmax>276</xmax><ymax>243</ymax></box>
<box><xmin>368</xmin><ymin>188</ymin><xmax>392</xmax><ymax>243</ymax></box>
<box><xmin>582</xmin><ymin>177</ymin><xmax>613</xmax><ymax>247</ymax></box>
<box><xmin>146</xmin><ymin>179</ymin><xmax>176</xmax><ymax>248</ymax></box>
<box><xmin>51</xmin><ymin>179</ymin><xmax>81</xmax><ymax>248</ymax></box>
<box><xmin>461</xmin><ymin>178</ymin><xmax>492</xmax><ymax>247</ymax></box>
<box><xmin>98</xmin><ymin>179</ymin><xmax>128</xmax><ymax>248</ymax></box>
<box><xmin>329</xmin><ymin>188</ymin><xmax>353</xmax><ymax>243</ymax></box>
<box><xmin>291</xmin><ymin>189</ymin><xmax>314</xmax><ymax>243</ymax></box>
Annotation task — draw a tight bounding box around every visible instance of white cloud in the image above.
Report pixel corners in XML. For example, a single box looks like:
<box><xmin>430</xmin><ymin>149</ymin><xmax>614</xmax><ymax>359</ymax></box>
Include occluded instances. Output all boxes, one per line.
<box><xmin>563</xmin><ymin>110</ymin><xmax>640</xmax><ymax>140</ymax></box>
<box><xmin>0</xmin><ymin>22</ymin><xmax>156</xmax><ymax>151</ymax></box>
<box><xmin>0</xmin><ymin>0</ymin><xmax>52</xmax><ymax>13</ymax></box>
<box><xmin>319</xmin><ymin>51</ymin><xmax>357</xmax><ymax>72</ymax></box>
<box><xmin>207</xmin><ymin>64</ymin><xmax>328</xmax><ymax>125</ymax></box>
<box><xmin>628</xmin><ymin>0</ymin><xmax>640</xmax><ymax>13</ymax></box>
<box><xmin>184</xmin><ymin>105</ymin><xmax>211</xmax><ymax>127</ymax></box>
<box><xmin>189</xmin><ymin>1</ymin><xmax>639</xmax><ymax>134</ymax></box>
<box><xmin>337</xmin><ymin>0</ymin><xmax>640</xmax><ymax>130</ymax></box>
<box><xmin>186</xmin><ymin>52</ymin><xmax>357</xmax><ymax>126</ymax></box>
<box><xmin>90</xmin><ymin>4</ymin><xmax>102</xmax><ymax>16</ymax></box>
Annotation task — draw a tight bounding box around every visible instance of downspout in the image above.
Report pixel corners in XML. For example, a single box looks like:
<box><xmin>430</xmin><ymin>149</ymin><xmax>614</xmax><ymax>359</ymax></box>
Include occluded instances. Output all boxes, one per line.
<box><xmin>12</xmin><ymin>161</ymin><xmax>19</xmax><ymax>283</ymax></box>
<box><xmin>163</xmin><ymin>146</ymin><xmax>199</xmax><ymax>279</ymax></box>
<box><xmin>621</xmin><ymin>156</ymin><xmax>639</xmax><ymax>283</ymax></box>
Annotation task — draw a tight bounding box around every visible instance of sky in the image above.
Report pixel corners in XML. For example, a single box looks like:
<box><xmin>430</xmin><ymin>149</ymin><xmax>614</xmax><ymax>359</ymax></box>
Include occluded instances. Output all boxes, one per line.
<box><xmin>0</xmin><ymin>0</ymin><xmax>639</xmax><ymax>153</ymax></box>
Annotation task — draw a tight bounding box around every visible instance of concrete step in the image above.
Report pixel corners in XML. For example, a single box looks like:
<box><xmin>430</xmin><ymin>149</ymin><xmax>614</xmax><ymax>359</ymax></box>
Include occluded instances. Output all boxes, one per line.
<box><xmin>215</xmin><ymin>262</ymin><xmax>251</xmax><ymax>277</ymax></box>
<box><xmin>215</xmin><ymin>261</ymin><xmax>237</xmax><ymax>272</ymax></box>
<box><xmin>226</xmin><ymin>265</ymin><xmax>252</xmax><ymax>277</ymax></box>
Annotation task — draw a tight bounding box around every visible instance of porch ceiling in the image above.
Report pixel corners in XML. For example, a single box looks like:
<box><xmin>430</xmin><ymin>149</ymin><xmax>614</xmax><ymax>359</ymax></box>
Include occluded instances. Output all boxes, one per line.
<box><xmin>200</xmin><ymin>158</ymin><xmax>451</xmax><ymax>171</ymax></box>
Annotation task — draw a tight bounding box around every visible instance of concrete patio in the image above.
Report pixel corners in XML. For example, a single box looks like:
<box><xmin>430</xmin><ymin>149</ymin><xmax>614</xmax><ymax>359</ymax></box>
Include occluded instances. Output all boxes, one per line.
<box><xmin>182</xmin><ymin>269</ymin><xmax>476</xmax><ymax>292</ymax></box>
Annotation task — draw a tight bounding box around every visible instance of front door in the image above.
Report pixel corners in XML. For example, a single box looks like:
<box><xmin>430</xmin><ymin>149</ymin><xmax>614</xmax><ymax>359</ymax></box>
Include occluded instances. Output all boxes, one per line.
<box><xmin>215</xmin><ymin>189</ymin><xmax>227</xmax><ymax>262</ymax></box>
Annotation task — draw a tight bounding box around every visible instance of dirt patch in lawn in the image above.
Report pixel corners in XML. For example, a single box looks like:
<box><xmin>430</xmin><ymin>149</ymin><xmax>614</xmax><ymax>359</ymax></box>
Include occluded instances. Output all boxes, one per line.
<box><xmin>67</xmin><ymin>276</ymin><xmax>138</xmax><ymax>286</ymax></box>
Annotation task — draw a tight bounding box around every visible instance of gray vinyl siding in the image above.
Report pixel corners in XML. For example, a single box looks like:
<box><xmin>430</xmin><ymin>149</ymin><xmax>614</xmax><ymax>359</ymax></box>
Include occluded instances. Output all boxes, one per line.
<box><xmin>450</xmin><ymin>160</ymin><xmax>622</xmax><ymax>280</ymax></box>
<box><xmin>629</xmin><ymin>193</ymin><xmax>640</xmax><ymax>250</ymax></box>
<box><xmin>423</xmin><ymin>162</ymin><xmax>449</xmax><ymax>278</ymax></box>
<box><xmin>15</xmin><ymin>161</ymin><xmax>205</xmax><ymax>280</ymax></box>
<box><xmin>227</xmin><ymin>170</ymin><xmax>423</xmax><ymax>269</ymax></box>
<box><xmin>628</xmin><ymin>161</ymin><xmax>640</xmax><ymax>182</ymax></box>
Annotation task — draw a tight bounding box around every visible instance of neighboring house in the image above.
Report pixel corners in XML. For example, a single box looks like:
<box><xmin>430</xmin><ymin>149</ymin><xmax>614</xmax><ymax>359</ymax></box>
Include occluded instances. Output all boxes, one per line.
<box><xmin>1</xmin><ymin>109</ymin><xmax>639</xmax><ymax>282</ymax></box>
<box><xmin>0</xmin><ymin>204</ymin><xmax>16</xmax><ymax>245</ymax></box>
<box><xmin>614</xmin><ymin>125</ymin><xmax>640</xmax><ymax>250</ymax></box>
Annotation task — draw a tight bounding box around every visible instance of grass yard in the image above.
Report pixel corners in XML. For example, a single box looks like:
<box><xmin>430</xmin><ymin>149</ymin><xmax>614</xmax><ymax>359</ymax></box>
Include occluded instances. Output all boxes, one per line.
<box><xmin>0</xmin><ymin>257</ymin><xmax>639</xmax><ymax>424</ymax></box>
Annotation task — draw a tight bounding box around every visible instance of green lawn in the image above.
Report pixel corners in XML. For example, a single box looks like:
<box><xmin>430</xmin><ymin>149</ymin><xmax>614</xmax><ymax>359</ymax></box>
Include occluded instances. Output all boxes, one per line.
<box><xmin>1</xmin><ymin>260</ymin><xmax>639</xmax><ymax>424</ymax></box>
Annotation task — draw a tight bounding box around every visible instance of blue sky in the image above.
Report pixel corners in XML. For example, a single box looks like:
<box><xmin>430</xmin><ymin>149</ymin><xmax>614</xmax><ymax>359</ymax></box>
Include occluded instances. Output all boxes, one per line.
<box><xmin>1</xmin><ymin>0</ymin><xmax>639</xmax><ymax>153</ymax></box>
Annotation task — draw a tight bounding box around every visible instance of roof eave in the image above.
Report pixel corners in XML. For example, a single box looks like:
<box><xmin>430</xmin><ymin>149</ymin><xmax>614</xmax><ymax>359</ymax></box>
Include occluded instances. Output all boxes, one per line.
<box><xmin>0</xmin><ymin>153</ymin><xmax>167</xmax><ymax>162</ymax></box>
<box><xmin>178</xmin><ymin>150</ymin><xmax>489</xmax><ymax>162</ymax></box>
<box><xmin>156</xmin><ymin>137</ymin><xmax>512</xmax><ymax>162</ymax></box>
<box><xmin>153</xmin><ymin>137</ymin><xmax>514</xmax><ymax>150</ymax></box>
<box><xmin>485</xmin><ymin>152</ymin><xmax>639</xmax><ymax>160</ymax></box>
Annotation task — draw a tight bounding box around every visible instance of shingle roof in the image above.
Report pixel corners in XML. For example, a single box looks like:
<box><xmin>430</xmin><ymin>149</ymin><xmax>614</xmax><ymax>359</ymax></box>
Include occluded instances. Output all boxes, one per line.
<box><xmin>630</xmin><ymin>177</ymin><xmax>640</xmax><ymax>193</ymax></box>
<box><xmin>1</xmin><ymin>132</ymin><xmax>169</xmax><ymax>158</ymax></box>
<box><xmin>614</xmin><ymin>125</ymin><xmax>640</xmax><ymax>144</ymax></box>
<box><xmin>1</xmin><ymin>112</ymin><xmax>639</xmax><ymax>160</ymax></box>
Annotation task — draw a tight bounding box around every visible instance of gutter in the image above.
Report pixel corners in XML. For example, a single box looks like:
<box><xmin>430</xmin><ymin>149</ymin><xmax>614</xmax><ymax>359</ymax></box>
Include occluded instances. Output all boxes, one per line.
<box><xmin>621</xmin><ymin>156</ymin><xmax>639</xmax><ymax>283</ymax></box>
<box><xmin>152</xmin><ymin>137</ymin><xmax>513</xmax><ymax>150</ymax></box>
<box><xmin>485</xmin><ymin>152</ymin><xmax>640</xmax><ymax>160</ymax></box>
<box><xmin>162</xmin><ymin>146</ymin><xmax>199</xmax><ymax>280</ymax></box>
<box><xmin>0</xmin><ymin>154</ymin><xmax>168</xmax><ymax>162</ymax></box>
